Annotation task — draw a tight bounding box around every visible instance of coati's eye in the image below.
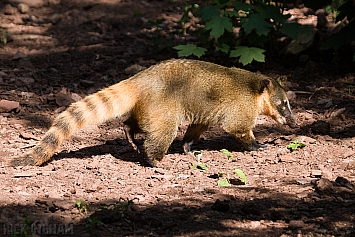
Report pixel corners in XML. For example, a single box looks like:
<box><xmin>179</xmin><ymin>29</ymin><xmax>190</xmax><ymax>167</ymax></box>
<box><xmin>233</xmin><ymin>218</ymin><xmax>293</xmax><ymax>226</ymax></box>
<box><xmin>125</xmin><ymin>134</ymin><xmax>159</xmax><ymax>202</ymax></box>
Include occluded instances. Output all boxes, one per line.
<box><xmin>275</xmin><ymin>100</ymin><xmax>282</xmax><ymax>106</ymax></box>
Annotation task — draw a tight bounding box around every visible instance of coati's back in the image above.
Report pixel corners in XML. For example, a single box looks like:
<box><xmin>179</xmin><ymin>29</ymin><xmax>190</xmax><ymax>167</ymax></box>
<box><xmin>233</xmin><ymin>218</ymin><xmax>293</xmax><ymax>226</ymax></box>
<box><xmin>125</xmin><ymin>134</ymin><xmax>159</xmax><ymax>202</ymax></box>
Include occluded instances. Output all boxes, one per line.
<box><xmin>131</xmin><ymin>59</ymin><xmax>266</xmax><ymax>124</ymax></box>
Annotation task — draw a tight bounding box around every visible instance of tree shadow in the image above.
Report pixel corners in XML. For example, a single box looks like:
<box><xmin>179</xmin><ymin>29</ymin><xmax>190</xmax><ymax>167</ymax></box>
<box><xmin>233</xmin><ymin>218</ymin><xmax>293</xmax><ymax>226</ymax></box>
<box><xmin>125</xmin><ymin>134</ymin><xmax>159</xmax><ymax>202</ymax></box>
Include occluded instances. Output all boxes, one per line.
<box><xmin>0</xmin><ymin>179</ymin><xmax>354</xmax><ymax>236</ymax></box>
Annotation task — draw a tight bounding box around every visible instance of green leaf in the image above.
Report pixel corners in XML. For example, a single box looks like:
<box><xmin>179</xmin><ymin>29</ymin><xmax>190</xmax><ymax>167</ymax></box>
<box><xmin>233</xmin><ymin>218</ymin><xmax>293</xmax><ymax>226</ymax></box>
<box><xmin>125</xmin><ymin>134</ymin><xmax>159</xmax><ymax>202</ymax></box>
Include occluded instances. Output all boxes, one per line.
<box><xmin>230</xmin><ymin>46</ymin><xmax>266</xmax><ymax>65</ymax></box>
<box><xmin>280</xmin><ymin>23</ymin><xmax>312</xmax><ymax>39</ymax></box>
<box><xmin>193</xmin><ymin>150</ymin><xmax>202</xmax><ymax>162</ymax></box>
<box><xmin>197</xmin><ymin>163</ymin><xmax>208</xmax><ymax>170</ymax></box>
<box><xmin>255</xmin><ymin>3</ymin><xmax>289</xmax><ymax>23</ymax></box>
<box><xmin>215</xmin><ymin>43</ymin><xmax>230</xmax><ymax>54</ymax></box>
<box><xmin>287</xmin><ymin>139</ymin><xmax>306</xmax><ymax>152</ymax></box>
<box><xmin>198</xmin><ymin>5</ymin><xmax>220</xmax><ymax>21</ymax></box>
<box><xmin>205</xmin><ymin>16</ymin><xmax>233</xmax><ymax>39</ymax></box>
<box><xmin>221</xmin><ymin>149</ymin><xmax>232</xmax><ymax>159</ymax></box>
<box><xmin>191</xmin><ymin>163</ymin><xmax>208</xmax><ymax>170</ymax></box>
<box><xmin>223</xmin><ymin>9</ymin><xmax>239</xmax><ymax>18</ymax></box>
<box><xmin>234</xmin><ymin>169</ymin><xmax>246</xmax><ymax>184</ymax></box>
<box><xmin>241</xmin><ymin>13</ymin><xmax>273</xmax><ymax>36</ymax></box>
<box><xmin>218</xmin><ymin>179</ymin><xmax>231</xmax><ymax>187</ymax></box>
<box><xmin>173</xmin><ymin>44</ymin><xmax>207</xmax><ymax>58</ymax></box>
<box><xmin>232</xmin><ymin>2</ymin><xmax>254</xmax><ymax>12</ymax></box>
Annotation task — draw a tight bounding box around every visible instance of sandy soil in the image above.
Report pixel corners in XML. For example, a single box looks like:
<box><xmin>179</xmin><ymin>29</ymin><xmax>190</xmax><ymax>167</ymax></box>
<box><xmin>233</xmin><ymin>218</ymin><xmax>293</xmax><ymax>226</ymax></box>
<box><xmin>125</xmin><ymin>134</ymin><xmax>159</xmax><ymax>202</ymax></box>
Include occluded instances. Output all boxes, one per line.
<box><xmin>0</xmin><ymin>1</ymin><xmax>354</xmax><ymax>236</ymax></box>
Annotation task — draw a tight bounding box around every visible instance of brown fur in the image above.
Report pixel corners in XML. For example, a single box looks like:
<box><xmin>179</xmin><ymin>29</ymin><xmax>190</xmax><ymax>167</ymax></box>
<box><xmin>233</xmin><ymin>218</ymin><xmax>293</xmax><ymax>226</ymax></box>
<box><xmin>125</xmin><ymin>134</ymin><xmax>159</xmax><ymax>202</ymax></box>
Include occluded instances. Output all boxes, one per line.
<box><xmin>10</xmin><ymin>59</ymin><xmax>296</xmax><ymax>167</ymax></box>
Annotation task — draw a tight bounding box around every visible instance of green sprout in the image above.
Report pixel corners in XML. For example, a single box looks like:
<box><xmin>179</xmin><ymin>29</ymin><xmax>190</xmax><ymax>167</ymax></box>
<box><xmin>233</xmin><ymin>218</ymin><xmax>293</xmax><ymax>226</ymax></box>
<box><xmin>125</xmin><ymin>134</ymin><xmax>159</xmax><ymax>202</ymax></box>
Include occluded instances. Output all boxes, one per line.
<box><xmin>191</xmin><ymin>151</ymin><xmax>208</xmax><ymax>170</ymax></box>
<box><xmin>287</xmin><ymin>139</ymin><xmax>306</xmax><ymax>152</ymax></box>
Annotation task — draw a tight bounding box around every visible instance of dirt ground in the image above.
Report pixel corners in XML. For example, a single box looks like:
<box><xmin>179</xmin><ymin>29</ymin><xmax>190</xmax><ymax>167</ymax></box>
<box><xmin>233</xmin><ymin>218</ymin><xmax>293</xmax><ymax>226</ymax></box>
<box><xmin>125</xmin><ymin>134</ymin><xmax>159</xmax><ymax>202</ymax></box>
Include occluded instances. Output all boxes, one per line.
<box><xmin>0</xmin><ymin>0</ymin><xmax>355</xmax><ymax>236</ymax></box>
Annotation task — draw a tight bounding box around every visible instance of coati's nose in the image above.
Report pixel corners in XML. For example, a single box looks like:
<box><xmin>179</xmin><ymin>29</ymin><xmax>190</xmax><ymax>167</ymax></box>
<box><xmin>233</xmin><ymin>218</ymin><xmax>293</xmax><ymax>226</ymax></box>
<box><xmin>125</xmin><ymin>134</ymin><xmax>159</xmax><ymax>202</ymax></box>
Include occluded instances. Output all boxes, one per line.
<box><xmin>287</xmin><ymin>115</ymin><xmax>298</xmax><ymax>128</ymax></box>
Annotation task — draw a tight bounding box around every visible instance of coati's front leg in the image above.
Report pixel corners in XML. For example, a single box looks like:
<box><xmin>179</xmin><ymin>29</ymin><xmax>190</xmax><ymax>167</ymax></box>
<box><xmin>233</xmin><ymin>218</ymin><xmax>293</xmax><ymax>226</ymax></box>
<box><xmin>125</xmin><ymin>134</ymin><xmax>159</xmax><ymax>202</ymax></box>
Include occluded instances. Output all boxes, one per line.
<box><xmin>226</xmin><ymin>127</ymin><xmax>267</xmax><ymax>151</ymax></box>
<box><xmin>182</xmin><ymin>124</ymin><xmax>209</xmax><ymax>153</ymax></box>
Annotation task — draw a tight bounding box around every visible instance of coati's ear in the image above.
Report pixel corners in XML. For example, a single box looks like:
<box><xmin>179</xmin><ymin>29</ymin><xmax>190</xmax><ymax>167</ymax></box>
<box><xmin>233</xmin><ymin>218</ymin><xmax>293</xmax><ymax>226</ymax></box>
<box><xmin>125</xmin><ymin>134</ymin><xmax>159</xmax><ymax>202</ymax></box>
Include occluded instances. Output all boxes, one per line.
<box><xmin>276</xmin><ymin>75</ymin><xmax>287</xmax><ymax>87</ymax></box>
<box><xmin>259</xmin><ymin>78</ymin><xmax>271</xmax><ymax>93</ymax></box>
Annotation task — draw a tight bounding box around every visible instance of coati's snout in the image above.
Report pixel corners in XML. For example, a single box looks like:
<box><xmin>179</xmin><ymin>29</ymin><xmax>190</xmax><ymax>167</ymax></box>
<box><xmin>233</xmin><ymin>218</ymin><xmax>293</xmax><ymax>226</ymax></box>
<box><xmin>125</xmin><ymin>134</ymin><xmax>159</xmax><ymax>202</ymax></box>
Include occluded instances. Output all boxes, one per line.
<box><xmin>274</xmin><ymin>99</ymin><xmax>298</xmax><ymax>128</ymax></box>
<box><xmin>266</xmin><ymin>79</ymin><xmax>298</xmax><ymax>129</ymax></box>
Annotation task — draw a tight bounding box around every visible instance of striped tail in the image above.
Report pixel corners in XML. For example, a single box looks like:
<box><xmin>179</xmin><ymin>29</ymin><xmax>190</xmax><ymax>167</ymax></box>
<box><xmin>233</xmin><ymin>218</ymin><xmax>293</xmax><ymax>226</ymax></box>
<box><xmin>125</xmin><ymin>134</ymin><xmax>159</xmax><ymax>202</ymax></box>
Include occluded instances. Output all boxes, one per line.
<box><xmin>10</xmin><ymin>80</ymin><xmax>138</xmax><ymax>166</ymax></box>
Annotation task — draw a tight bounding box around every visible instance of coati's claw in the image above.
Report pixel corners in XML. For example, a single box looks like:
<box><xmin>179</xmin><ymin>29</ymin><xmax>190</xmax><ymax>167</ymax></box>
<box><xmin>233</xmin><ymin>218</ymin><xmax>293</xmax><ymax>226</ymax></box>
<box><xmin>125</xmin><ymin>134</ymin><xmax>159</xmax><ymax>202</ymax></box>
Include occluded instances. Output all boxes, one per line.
<box><xmin>145</xmin><ymin>158</ymin><xmax>157</xmax><ymax>167</ymax></box>
<box><xmin>247</xmin><ymin>141</ymin><xmax>269</xmax><ymax>151</ymax></box>
<box><xmin>9</xmin><ymin>154</ymin><xmax>35</xmax><ymax>167</ymax></box>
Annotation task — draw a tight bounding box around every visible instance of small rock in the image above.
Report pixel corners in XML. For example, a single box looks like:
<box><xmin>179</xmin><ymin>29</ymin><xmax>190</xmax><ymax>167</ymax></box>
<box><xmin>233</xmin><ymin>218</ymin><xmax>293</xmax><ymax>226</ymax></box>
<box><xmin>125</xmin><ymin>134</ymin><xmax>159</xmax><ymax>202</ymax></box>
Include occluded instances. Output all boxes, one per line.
<box><xmin>286</xmin><ymin>91</ymin><xmax>296</xmax><ymax>100</ymax></box>
<box><xmin>298</xmin><ymin>136</ymin><xmax>316</xmax><ymax>144</ymax></box>
<box><xmin>55</xmin><ymin>93</ymin><xmax>75</xmax><ymax>107</ymax></box>
<box><xmin>288</xmin><ymin>220</ymin><xmax>305</xmax><ymax>229</ymax></box>
<box><xmin>13</xmin><ymin>173</ymin><xmax>33</xmax><ymax>178</ymax></box>
<box><xmin>316</xmin><ymin>178</ymin><xmax>333</xmax><ymax>191</ymax></box>
<box><xmin>7</xmin><ymin>0</ymin><xmax>45</xmax><ymax>7</ymax></box>
<box><xmin>0</xmin><ymin>100</ymin><xmax>20</xmax><ymax>112</ymax></box>
<box><xmin>317</xmin><ymin>98</ymin><xmax>332</xmax><ymax>105</ymax></box>
<box><xmin>279</xmin><ymin>155</ymin><xmax>296</xmax><ymax>163</ymax></box>
<box><xmin>17</xmin><ymin>59</ymin><xmax>35</xmax><ymax>69</ymax></box>
<box><xmin>124</xmin><ymin>64</ymin><xmax>146</xmax><ymax>75</ymax></box>
<box><xmin>310</xmin><ymin>170</ymin><xmax>322</xmax><ymax>178</ymax></box>
<box><xmin>18</xmin><ymin>3</ymin><xmax>29</xmax><ymax>14</ymax></box>
<box><xmin>20</xmin><ymin>131</ymin><xmax>38</xmax><ymax>140</ymax></box>
<box><xmin>4</xmin><ymin>4</ymin><xmax>17</xmax><ymax>15</ymax></box>
<box><xmin>53</xmin><ymin>200</ymin><xmax>74</xmax><ymax>211</ymax></box>
<box><xmin>50</xmin><ymin>13</ymin><xmax>61</xmax><ymax>25</ymax></box>
<box><xmin>296</xmin><ymin>178</ymin><xmax>311</xmax><ymax>185</ymax></box>
<box><xmin>12</xmin><ymin>51</ymin><xmax>28</xmax><ymax>60</ymax></box>
<box><xmin>211</xmin><ymin>199</ymin><xmax>230</xmax><ymax>212</ymax></box>
<box><xmin>18</xmin><ymin>77</ymin><xmax>35</xmax><ymax>84</ymax></box>
<box><xmin>80</xmin><ymin>80</ymin><xmax>95</xmax><ymax>88</ymax></box>
<box><xmin>70</xmin><ymin>93</ymin><xmax>82</xmax><ymax>102</ymax></box>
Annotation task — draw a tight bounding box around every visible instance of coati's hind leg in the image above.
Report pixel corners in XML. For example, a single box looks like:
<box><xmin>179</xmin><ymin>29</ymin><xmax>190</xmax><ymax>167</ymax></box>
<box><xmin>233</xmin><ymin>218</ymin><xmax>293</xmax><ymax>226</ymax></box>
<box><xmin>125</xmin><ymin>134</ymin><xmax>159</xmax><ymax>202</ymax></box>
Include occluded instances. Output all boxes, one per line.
<box><xmin>182</xmin><ymin>124</ymin><xmax>209</xmax><ymax>154</ymax></box>
<box><xmin>123</xmin><ymin>116</ymin><xmax>142</xmax><ymax>152</ymax></box>
<box><xmin>143</xmin><ymin>119</ymin><xmax>179</xmax><ymax>167</ymax></box>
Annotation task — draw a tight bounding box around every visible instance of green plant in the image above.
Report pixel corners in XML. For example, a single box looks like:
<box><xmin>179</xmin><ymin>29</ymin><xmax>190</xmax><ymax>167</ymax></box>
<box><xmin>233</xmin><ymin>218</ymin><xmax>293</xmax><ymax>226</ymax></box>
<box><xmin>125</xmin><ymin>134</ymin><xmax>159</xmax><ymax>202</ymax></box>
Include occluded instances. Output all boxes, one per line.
<box><xmin>101</xmin><ymin>197</ymin><xmax>137</xmax><ymax>219</ymax></box>
<box><xmin>217</xmin><ymin>149</ymin><xmax>246</xmax><ymax>186</ymax></box>
<box><xmin>287</xmin><ymin>138</ymin><xmax>306</xmax><ymax>152</ymax></box>
<box><xmin>75</xmin><ymin>200</ymin><xmax>88</xmax><ymax>213</ymax></box>
<box><xmin>348</xmin><ymin>85</ymin><xmax>354</xmax><ymax>95</ymax></box>
<box><xmin>11</xmin><ymin>217</ymin><xmax>33</xmax><ymax>237</ymax></box>
<box><xmin>1</xmin><ymin>26</ymin><xmax>9</xmax><ymax>45</ymax></box>
<box><xmin>174</xmin><ymin>0</ymin><xmax>309</xmax><ymax>65</ymax></box>
<box><xmin>86</xmin><ymin>217</ymin><xmax>104</xmax><ymax>228</ymax></box>
<box><xmin>191</xmin><ymin>150</ymin><xmax>208</xmax><ymax>170</ymax></box>
<box><xmin>146</xmin><ymin>18</ymin><xmax>168</xmax><ymax>48</ymax></box>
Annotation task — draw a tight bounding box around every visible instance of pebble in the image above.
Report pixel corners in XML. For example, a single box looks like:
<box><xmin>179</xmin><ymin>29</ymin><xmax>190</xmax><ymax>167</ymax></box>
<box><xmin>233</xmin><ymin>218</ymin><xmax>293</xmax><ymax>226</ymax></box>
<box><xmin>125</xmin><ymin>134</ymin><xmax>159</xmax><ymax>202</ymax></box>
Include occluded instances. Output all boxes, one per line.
<box><xmin>12</xmin><ymin>51</ymin><xmax>28</xmax><ymax>60</ymax></box>
<box><xmin>288</xmin><ymin>220</ymin><xmax>305</xmax><ymax>229</ymax></box>
<box><xmin>18</xmin><ymin>3</ymin><xmax>30</xmax><ymax>13</ymax></box>
<box><xmin>279</xmin><ymin>155</ymin><xmax>296</xmax><ymax>163</ymax></box>
<box><xmin>316</xmin><ymin>178</ymin><xmax>333</xmax><ymax>191</ymax></box>
<box><xmin>4</xmin><ymin>4</ymin><xmax>17</xmax><ymax>15</ymax></box>
<box><xmin>0</xmin><ymin>100</ymin><xmax>20</xmax><ymax>112</ymax></box>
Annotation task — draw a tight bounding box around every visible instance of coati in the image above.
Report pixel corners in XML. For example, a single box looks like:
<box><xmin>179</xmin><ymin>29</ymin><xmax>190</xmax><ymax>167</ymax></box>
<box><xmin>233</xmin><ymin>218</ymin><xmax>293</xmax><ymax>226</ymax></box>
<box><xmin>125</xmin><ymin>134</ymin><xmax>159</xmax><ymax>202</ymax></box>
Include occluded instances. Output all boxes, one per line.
<box><xmin>10</xmin><ymin>59</ymin><xmax>297</xmax><ymax>167</ymax></box>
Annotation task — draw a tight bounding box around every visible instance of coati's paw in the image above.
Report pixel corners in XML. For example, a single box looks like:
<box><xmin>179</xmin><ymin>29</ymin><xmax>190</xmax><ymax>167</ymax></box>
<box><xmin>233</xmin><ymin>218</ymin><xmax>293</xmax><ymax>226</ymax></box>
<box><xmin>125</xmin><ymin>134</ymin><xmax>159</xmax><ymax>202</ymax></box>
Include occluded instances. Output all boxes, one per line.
<box><xmin>247</xmin><ymin>141</ymin><xmax>269</xmax><ymax>151</ymax></box>
<box><xmin>183</xmin><ymin>141</ymin><xmax>193</xmax><ymax>154</ymax></box>
<box><xmin>9</xmin><ymin>154</ymin><xmax>35</xmax><ymax>167</ymax></box>
<box><xmin>145</xmin><ymin>157</ymin><xmax>158</xmax><ymax>167</ymax></box>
